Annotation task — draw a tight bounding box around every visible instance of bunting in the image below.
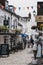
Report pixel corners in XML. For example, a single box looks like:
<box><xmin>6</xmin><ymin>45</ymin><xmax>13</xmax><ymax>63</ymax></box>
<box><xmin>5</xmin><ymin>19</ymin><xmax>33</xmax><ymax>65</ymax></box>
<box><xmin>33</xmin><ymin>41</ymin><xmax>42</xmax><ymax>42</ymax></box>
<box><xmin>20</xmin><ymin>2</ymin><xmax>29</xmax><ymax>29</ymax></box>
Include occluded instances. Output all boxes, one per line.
<box><xmin>27</xmin><ymin>7</ymin><xmax>29</xmax><ymax>9</ymax></box>
<box><xmin>1</xmin><ymin>5</ymin><xmax>4</xmax><ymax>9</ymax></box>
<box><xmin>19</xmin><ymin>7</ymin><xmax>21</xmax><ymax>10</ymax></box>
<box><xmin>0</xmin><ymin>5</ymin><xmax>4</xmax><ymax>9</ymax></box>
<box><xmin>14</xmin><ymin>7</ymin><xmax>30</xmax><ymax>11</ymax></box>
<box><xmin>33</xmin><ymin>10</ymin><xmax>36</xmax><ymax>13</ymax></box>
<box><xmin>14</xmin><ymin>7</ymin><xmax>16</xmax><ymax>10</ymax></box>
<box><xmin>31</xmin><ymin>6</ymin><xmax>33</xmax><ymax>9</ymax></box>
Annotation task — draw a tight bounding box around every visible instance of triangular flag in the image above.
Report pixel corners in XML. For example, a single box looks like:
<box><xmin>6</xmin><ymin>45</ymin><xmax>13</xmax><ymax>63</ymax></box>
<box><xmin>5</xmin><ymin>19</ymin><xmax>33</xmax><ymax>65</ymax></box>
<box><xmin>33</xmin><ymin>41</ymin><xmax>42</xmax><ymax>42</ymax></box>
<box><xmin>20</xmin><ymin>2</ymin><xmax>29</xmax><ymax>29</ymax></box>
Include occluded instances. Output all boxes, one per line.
<box><xmin>19</xmin><ymin>7</ymin><xmax>21</xmax><ymax>10</ymax></box>
<box><xmin>27</xmin><ymin>7</ymin><xmax>29</xmax><ymax>9</ymax></box>
<box><xmin>33</xmin><ymin>10</ymin><xmax>36</xmax><ymax>13</ymax></box>
<box><xmin>14</xmin><ymin>7</ymin><xmax>16</xmax><ymax>10</ymax></box>
<box><xmin>1</xmin><ymin>5</ymin><xmax>4</xmax><ymax>9</ymax></box>
<box><xmin>31</xmin><ymin>6</ymin><xmax>33</xmax><ymax>9</ymax></box>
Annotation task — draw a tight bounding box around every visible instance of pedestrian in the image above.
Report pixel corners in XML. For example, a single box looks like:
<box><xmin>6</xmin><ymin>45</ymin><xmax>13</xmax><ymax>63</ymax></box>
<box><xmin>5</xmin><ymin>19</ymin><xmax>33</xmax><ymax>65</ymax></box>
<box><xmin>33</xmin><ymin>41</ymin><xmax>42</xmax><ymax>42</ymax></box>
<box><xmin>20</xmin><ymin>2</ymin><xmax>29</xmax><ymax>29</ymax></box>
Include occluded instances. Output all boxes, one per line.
<box><xmin>26</xmin><ymin>36</ymin><xmax>30</xmax><ymax>48</ymax></box>
<box><xmin>30</xmin><ymin>35</ymin><xmax>34</xmax><ymax>47</ymax></box>
<box><xmin>22</xmin><ymin>37</ymin><xmax>26</xmax><ymax>48</ymax></box>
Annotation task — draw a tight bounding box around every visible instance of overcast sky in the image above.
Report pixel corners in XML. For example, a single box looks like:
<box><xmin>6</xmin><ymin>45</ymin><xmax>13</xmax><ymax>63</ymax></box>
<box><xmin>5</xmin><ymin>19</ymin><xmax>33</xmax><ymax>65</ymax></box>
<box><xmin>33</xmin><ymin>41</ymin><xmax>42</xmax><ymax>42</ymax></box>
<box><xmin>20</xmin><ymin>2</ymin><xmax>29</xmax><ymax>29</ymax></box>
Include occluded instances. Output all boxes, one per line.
<box><xmin>8</xmin><ymin>0</ymin><xmax>43</xmax><ymax>16</ymax></box>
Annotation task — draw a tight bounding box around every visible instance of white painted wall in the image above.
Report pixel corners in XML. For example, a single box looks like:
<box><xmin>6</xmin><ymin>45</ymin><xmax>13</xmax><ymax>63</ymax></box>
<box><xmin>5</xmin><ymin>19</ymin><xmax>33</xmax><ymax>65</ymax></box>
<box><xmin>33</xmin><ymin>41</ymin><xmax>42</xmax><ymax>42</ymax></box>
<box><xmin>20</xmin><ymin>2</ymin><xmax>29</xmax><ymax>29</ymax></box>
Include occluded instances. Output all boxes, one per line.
<box><xmin>0</xmin><ymin>8</ymin><xmax>37</xmax><ymax>36</ymax></box>
<box><xmin>0</xmin><ymin>8</ymin><xmax>19</xmax><ymax>31</ymax></box>
<box><xmin>0</xmin><ymin>8</ymin><xmax>11</xmax><ymax>28</ymax></box>
<box><xmin>11</xmin><ymin>15</ymin><xmax>18</xmax><ymax>29</ymax></box>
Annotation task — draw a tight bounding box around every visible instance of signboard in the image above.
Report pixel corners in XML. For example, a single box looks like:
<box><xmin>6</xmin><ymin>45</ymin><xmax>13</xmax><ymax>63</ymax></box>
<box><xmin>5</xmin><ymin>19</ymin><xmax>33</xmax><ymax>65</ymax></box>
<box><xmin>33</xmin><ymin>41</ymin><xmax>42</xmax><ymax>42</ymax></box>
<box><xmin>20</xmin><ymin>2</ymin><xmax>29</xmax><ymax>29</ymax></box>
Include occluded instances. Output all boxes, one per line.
<box><xmin>1</xmin><ymin>44</ymin><xmax>9</xmax><ymax>55</ymax></box>
<box><xmin>35</xmin><ymin>16</ymin><xmax>43</xmax><ymax>22</ymax></box>
<box><xmin>37</xmin><ymin>22</ymin><xmax>43</xmax><ymax>30</ymax></box>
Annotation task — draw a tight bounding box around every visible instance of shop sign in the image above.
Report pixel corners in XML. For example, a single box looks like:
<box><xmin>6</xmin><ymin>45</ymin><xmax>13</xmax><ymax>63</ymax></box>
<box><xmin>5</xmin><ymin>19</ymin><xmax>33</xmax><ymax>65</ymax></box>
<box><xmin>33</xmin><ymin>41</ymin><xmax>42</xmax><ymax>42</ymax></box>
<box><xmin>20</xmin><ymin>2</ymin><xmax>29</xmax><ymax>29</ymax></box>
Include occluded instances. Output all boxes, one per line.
<box><xmin>35</xmin><ymin>16</ymin><xmax>43</xmax><ymax>22</ymax></box>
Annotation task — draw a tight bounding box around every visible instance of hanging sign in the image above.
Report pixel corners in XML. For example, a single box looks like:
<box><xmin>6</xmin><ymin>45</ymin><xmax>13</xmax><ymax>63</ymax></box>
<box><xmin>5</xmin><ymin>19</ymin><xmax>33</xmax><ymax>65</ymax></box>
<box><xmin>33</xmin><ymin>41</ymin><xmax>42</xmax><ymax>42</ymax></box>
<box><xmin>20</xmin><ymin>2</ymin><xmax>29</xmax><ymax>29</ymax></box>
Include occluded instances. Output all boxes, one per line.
<box><xmin>27</xmin><ymin>7</ymin><xmax>29</xmax><ymax>10</ymax></box>
<box><xmin>35</xmin><ymin>16</ymin><xmax>43</xmax><ymax>22</ymax></box>
<box><xmin>19</xmin><ymin>7</ymin><xmax>21</xmax><ymax>10</ymax></box>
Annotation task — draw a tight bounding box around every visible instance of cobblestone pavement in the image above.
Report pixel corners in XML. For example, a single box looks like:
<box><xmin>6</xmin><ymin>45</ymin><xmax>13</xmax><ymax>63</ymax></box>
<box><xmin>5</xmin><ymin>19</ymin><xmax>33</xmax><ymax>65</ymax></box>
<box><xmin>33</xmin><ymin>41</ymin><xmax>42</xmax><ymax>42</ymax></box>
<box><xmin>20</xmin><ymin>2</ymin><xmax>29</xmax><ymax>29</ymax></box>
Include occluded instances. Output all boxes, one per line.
<box><xmin>0</xmin><ymin>47</ymin><xmax>34</xmax><ymax>65</ymax></box>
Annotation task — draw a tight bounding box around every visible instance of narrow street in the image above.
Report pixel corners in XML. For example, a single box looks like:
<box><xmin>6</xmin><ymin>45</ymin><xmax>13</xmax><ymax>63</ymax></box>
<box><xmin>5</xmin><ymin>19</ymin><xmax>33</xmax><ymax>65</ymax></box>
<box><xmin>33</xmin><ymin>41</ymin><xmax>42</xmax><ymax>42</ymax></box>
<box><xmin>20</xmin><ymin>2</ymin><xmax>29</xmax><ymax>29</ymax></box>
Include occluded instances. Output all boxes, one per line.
<box><xmin>0</xmin><ymin>0</ymin><xmax>43</xmax><ymax>65</ymax></box>
<box><xmin>0</xmin><ymin>47</ymin><xmax>34</xmax><ymax>65</ymax></box>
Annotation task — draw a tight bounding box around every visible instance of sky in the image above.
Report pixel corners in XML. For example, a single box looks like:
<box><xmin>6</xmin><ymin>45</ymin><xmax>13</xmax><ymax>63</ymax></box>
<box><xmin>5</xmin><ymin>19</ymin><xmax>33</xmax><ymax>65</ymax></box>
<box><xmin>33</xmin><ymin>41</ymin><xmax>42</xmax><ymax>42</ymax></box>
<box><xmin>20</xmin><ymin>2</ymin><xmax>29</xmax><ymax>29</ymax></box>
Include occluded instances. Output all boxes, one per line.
<box><xmin>8</xmin><ymin>0</ymin><xmax>43</xmax><ymax>17</ymax></box>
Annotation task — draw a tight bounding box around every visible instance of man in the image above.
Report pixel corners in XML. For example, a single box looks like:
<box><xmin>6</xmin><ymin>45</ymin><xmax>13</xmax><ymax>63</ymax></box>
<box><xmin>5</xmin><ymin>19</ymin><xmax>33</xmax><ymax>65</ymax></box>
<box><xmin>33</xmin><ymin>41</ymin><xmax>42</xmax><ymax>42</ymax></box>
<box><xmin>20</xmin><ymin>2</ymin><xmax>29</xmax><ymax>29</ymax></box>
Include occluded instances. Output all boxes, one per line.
<box><xmin>30</xmin><ymin>35</ymin><xmax>34</xmax><ymax>47</ymax></box>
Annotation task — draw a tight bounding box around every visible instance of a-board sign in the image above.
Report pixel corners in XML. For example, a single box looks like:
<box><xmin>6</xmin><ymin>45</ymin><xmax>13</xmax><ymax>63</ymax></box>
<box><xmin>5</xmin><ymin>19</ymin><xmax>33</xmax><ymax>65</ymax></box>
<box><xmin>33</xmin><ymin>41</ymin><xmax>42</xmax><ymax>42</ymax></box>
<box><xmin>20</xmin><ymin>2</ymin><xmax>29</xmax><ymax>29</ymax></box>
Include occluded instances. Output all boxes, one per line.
<box><xmin>1</xmin><ymin>44</ymin><xmax>9</xmax><ymax>55</ymax></box>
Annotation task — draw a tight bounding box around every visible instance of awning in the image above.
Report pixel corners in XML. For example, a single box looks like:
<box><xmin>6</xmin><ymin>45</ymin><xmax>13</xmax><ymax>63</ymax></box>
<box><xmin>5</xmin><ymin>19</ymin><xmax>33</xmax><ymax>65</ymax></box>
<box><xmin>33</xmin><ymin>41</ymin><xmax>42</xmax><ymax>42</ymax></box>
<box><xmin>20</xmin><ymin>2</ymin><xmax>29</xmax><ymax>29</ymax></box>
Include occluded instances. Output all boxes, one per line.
<box><xmin>20</xmin><ymin>34</ymin><xmax>28</xmax><ymax>37</ymax></box>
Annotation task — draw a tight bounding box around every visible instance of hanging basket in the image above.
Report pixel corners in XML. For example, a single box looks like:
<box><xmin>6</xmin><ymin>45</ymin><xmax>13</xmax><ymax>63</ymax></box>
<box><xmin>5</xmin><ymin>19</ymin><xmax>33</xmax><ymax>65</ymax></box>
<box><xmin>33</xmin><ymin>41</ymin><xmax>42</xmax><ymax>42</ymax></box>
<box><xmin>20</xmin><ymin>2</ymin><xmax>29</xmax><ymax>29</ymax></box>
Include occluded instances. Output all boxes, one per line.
<box><xmin>0</xmin><ymin>26</ymin><xmax>9</xmax><ymax>32</ymax></box>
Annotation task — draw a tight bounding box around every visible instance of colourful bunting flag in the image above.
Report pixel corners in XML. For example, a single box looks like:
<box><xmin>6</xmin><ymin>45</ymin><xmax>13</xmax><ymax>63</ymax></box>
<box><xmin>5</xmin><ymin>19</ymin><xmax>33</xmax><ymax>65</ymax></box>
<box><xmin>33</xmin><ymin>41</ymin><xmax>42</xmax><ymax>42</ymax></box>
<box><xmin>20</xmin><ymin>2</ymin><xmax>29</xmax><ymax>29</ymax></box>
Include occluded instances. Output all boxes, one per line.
<box><xmin>27</xmin><ymin>7</ymin><xmax>29</xmax><ymax>9</ymax></box>
<box><xmin>1</xmin><ymin>5</ymin><xmax>4</xmax><ymax>9</ymax></box>
<box><xmin>19</xmin><ymin>7</ymin><xmax>21</xmax><ymax>10</ymax></box>
<box><xmin>14</xmin><ymin>7</ymin><xmax>16</xmax><ymax>10</ymax></box>
<box><xmin>31</xmin><ymin>6</ymin><xmax>33</xmax><ymax>9</ymax></box>
<box><xmin>33</xmin><ymin>10</ymin><xmax>36</xmax><ymax>13</ymax></box>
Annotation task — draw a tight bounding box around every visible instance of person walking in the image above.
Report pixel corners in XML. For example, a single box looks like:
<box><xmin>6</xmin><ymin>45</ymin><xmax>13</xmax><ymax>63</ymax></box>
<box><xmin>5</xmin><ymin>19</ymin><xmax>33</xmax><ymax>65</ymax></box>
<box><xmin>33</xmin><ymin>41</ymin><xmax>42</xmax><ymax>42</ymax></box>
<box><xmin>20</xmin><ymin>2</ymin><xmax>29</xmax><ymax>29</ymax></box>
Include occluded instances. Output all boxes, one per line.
<box><xmin>30</xmin><ymin>35</ymin><xmax>34</xmax><ymax>47</ymax></box>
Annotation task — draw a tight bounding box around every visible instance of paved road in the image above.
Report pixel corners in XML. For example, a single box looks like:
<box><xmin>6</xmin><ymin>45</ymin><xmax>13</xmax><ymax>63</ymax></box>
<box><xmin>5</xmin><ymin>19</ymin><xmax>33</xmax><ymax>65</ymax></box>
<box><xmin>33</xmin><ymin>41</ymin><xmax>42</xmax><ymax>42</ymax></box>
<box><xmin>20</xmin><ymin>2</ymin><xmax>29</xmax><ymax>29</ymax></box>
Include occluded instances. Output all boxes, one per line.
<box><xmin>0</xmin><ymin>47</ymin><xmax>34</xmax><ymax>65</ymax></box>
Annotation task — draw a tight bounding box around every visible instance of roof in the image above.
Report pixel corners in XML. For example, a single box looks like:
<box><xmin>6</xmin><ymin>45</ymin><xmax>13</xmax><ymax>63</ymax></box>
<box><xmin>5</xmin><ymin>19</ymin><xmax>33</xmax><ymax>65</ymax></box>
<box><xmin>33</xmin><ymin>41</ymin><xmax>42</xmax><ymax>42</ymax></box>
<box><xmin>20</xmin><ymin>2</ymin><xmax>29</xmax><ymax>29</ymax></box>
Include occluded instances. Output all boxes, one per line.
<box><xmin>0</xmin><ymin>7</ymin><xmax>21</xmax><ymax>18</ymax></box>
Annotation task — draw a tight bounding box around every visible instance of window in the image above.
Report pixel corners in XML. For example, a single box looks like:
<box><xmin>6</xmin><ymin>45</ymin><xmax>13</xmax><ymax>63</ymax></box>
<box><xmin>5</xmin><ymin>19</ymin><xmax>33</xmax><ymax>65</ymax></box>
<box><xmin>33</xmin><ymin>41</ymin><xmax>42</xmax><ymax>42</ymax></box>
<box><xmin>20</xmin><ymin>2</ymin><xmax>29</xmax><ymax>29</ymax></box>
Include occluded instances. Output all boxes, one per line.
<box><xmin>37</xmin><ymin>2</ymin><xmax>43</xmax><ymax>15</ymax></box>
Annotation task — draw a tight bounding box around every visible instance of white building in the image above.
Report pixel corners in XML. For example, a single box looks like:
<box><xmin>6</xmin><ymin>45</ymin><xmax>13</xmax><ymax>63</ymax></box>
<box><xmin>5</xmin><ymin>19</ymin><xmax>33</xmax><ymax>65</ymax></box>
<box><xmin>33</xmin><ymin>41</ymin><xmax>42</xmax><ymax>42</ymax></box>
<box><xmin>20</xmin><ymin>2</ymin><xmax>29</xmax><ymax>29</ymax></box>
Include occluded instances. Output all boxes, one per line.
<box><xmin>18</xmin><ymin>13</ymin><xmax>37</xmax><ymax>39</ymax></box>
<box><xmin>0</xmin><ymin>8</ymin><xmax>23</xmax><ymax>30</ymax></box>
<box><xmin>0</xmin><ymin>8</ymin><xmax>23</xmax><ymax>44</ymax></box>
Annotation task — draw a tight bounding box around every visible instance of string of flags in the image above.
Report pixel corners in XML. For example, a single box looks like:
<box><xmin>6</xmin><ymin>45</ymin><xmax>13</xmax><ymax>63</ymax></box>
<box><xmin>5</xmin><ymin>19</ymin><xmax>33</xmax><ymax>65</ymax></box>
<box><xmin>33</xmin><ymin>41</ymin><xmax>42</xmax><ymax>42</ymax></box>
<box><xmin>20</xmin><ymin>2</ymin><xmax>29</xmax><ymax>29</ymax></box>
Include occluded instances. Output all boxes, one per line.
<box><xmin>14</xmin><ymin>6</ymin><xmax>34</xmax><ymax>11</ymax></box>
<box><xmin>14</xmin><ymin>7</ymin><xmax>29</xmax><ymax>10</ymax></box>
<box><xmin>0</xmin><ymin>4</ymin><xmax>36</xmax><ymax>16</ymax></box>
<box><xmin>0</xmin><ymin>5</ymin><xmax>35</xmax><ymax>12</ymax></box>
<box><xmin>14</xmin><ymin>6</ymin><xmax>36</xmax><ymax>15</ymax></box>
